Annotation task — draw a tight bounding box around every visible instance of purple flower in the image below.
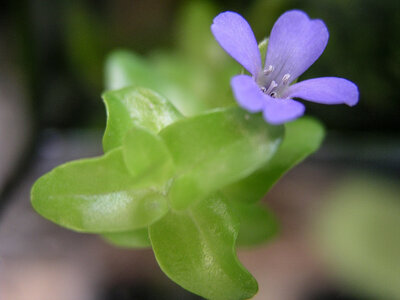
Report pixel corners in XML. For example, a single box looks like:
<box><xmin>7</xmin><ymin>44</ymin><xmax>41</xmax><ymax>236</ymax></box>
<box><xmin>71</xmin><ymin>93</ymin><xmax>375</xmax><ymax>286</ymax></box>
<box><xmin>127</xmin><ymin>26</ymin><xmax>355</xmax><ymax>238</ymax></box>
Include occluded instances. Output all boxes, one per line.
<box><xmin>211</xmin><ymin>10</ymin><xmax>359</xmax><ymax>124</ymax></box>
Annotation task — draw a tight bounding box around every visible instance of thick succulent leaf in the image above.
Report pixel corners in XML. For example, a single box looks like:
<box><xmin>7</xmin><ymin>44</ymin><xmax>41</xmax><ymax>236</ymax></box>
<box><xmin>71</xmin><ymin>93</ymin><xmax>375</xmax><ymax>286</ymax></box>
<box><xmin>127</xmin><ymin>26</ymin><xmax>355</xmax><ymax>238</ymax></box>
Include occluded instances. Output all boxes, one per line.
<box><xmin>149</xmin><ymin>193</ymin><xmax>258</xmax><ymax>300</ymax></box>
<box><xmin>232</xmin><ymin>201</ymin><xmax>278</xmax><ymax>247</ymax></box>
<box><xmin>102</xmin><ymin>228</ymin><xmax>150</xmax><ymax>248</ymax></box>
<box><xmin>160</xmin><ymin>107</ymin><xmax>283</xmax><ymax>210</ymax></box>
<box><xmin>223</xmin><ymin>117</ymin><xmax>324</xmax><ymax>204</ymax></box>
<box><xmin>102</xmin><ymin>87</ymin><xmax>182</xmax><ymax>152</ymax></box>
<box><xmin>122</xmin><ymin>125</ymin><xmax>174</xmax><ymax>186</ymax></box>
<box><xmin>31</xmin><ymin>148</ymin><xmax>168</xmax><ymax>233</ymax></box>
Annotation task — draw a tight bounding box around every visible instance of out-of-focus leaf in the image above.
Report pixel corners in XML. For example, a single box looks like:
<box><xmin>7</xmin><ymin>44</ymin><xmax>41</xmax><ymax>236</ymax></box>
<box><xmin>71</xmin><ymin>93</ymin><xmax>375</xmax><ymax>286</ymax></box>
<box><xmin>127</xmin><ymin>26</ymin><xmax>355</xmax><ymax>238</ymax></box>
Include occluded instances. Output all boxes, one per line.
<box><xmin>223</xmin><ymin>117</ymin><xmax>324</xmax><ymax>204</ymax></box>
<box><xmin>149</xmin><ymin>193</ymin><xmax>258</xmax><ymax>300</ymax></box>
<box><xmin>160</xmin><ymin>107</ymin><xmax>283</xmax><ymax>210</ymax></box>
<box><xmin>66</xmin><ymin>2</ymin><xmax>107</xmax><ymax>89</ymax></box>
<box><xmin>151</xmin><ymin>50</ymin><xmax>238</xmax><ymax>114</ymax></box>
<box><xmin>149</xmin><ymin>52</ymin><xmax>210</xmax><ymax>115</ymax></box>
<box><xmin>176</xmin><ymin>1</ymin><xmax>218</xmax><ymax>62</ymax></box>
<box><xmin>105</xmin><ymin>50</ymin><xmax>158</xmax><ymax>91</ymax></box>
<box><xmin>102</xmin><ymin>87</ymin><xmax>182</xmax><ymax>152</ymax></box>
<box><xmin>31</xmin><ymin>148</ymin><xmax>168</xmax><ymax>233</ymax></box>
<box><xmin>102</xmin><ymin>228</ymin><xmax>150</xmax><ymax>248</ymax></box>
<box><xmin>232</xmin><ymin>201</ymin><xmax>278</xmax><ymax>247</ymax></box>
<box><xmin>105</xmin><ymin>50</ymin><xmax>205</xmax><ymax>115</ymax></box>
<box><xmin>122</xmin><ymin>125</ymin><xmax>174</xmax><ymax>186</ymax></box>
<box><xmin>313</xmin><ymin>176</ymin><xmax>400</xmax><ymax>300</ymax></box>
<box><xmin>168</xmin><ymin>1</ymin><xmax>241</xmax><ymax>111</ymax></box>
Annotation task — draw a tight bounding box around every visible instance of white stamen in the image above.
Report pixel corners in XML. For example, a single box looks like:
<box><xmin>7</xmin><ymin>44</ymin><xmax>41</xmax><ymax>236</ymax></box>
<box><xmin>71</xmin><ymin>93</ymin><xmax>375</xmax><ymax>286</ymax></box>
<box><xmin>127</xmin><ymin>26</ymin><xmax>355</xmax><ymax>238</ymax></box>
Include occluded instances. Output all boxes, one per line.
<box><xmin>260</xmin><ymin>87</ymin><xmax>267</xmax><ymax>93</ymax></box>
<box><xmin>265</xmin><ymin>80</ymin><xmax>278</xmax><ymax>95</ymax></box>
<box><xmin>263</xmin><ymin>65</ymin><xmax>274</xmax><ymax>76</ymax></box>
<box><xmin>282</xmin><ymin>73</ymin><xmax>291</xmax><ymax>85</ymax></box>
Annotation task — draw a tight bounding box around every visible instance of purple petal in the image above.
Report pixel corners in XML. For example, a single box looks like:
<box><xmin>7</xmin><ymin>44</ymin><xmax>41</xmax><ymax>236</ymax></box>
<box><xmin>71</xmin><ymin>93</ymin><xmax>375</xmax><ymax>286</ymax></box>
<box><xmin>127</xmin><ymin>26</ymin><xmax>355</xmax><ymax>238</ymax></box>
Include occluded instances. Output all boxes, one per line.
<box><xmin>287</xmin><ymin>77</ymin><xmax>359</xmax><ymax>106</ymax></box>
<box><xmin>262</xmin><ymin>97</ymin><xmax>305</xmax><ymax>125</ymax></box>
<box><xmin>265</xmin><ymin>10</ymin><xmax>329</xmax><ymax>83</ymax></box>
<box><xmin>211</xmin><ymin>11</ymin><xmax>262</xmax><ymax>76</ymax></box>
<box><xmin>231</xmin><ymin>75</ymin><xmax>265</xmax><ymax>112</ymax></box>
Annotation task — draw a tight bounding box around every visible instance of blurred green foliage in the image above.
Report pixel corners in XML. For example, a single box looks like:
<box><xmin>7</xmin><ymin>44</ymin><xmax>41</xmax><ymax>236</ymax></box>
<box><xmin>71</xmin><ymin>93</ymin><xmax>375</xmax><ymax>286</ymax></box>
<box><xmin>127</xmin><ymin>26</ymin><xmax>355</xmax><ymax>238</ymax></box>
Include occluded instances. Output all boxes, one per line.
<box><xmin>313</xmin><ymin>175</ymin><xmax>400</xmax><ymax>300</ymax></box>
<box><xmin>65</xmin><ymin>2</ymin><xmax>109</xmax><ymax>90</ymax></box>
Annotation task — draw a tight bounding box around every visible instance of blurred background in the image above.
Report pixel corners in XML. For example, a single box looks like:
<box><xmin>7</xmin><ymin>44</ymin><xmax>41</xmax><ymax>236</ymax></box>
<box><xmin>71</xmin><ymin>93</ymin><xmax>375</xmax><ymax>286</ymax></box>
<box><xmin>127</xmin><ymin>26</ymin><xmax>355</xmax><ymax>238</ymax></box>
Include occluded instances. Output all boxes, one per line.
<box><xmin>0</xmin><ymin>0</ymin><xmax>399</xmax><ymax>299</ymax></box>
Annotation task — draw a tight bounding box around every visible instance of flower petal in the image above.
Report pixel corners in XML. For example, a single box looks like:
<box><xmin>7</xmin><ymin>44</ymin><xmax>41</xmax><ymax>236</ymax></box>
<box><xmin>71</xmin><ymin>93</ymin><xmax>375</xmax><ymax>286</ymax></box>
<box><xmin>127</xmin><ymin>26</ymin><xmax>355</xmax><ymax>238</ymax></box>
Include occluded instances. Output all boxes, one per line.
<box><xmin>287</xmin><ymin>77</ymin><xmax>359</xmax><ymax>106</ymax></box>
<box><xmin>211</xmin><ymin>11</ymin><xmax>262</xmax><ymax>76</ymax></box>
<box><xmin>265</xmin><ymin>10</ymin><xmax>329</xmax><ymax>83</ymax></box>
<box><xmin>231</xmin><ymin>75</ymin><xmax>265</xmax><ymax>112</ymax></box>
<box><xmin>262</xmin><ymin>97</ymin><xmax>305</xmax><ymax>125</ymax></box>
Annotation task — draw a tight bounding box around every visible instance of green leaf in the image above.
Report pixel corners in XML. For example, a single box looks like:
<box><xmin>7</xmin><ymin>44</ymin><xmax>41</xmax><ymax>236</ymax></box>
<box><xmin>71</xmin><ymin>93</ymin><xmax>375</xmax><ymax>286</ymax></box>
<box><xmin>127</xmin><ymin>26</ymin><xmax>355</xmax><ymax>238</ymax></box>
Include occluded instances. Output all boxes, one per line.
<box><xmin>150</xmin><ymin>53</ymin><xmax>213</xmax><ymax>115</ymax></box>
<box><xmin>105</xmin><ymin>50</ymin><xmax>206</xmax><ymax>116</ymax></box>
<box><xmin>232</xmin><ymin>201</ymin><xmax>278</xmax><ymax>247</ymax></box>
<box><xmin>160</xmin><ymin>107</ymin><xmax>283</xmax><ymax>210</ymax></box>
<box><xmin>31</xmin><ymin>148</ymin><xmax>168</xmax><ymax>233</ymax></box>
<box><xmin>105</xmin><ymin>42</ymin><xmax>237</xmax><ymax>116</ymax></box>
<box><xmin>122</xmin><ymin>125</ymin><xmax>174</xmax><ymax>186</ymax></box>
<box><xmin>102</xmin><ymin>228</ymin><xmax>150</xmax><ymax>248</ymax></box>
<box><xmin>223</xmin><ymin>117</ymin><xmax>324</xmax><ymax>204</ymax></box>
<box><xmin>105</xmin><ymin>50</ymin><xmax>159</xmax><ymax>91</ymax></box>
<box><xmin>149</xmin><ymin>193</ymin><xmax>258</xmax><ymax>300</ymax></box>
<box><xmin>102</xmin><ymin>87</ymin><xmax>182</xmax><ymax>152</ymax></box>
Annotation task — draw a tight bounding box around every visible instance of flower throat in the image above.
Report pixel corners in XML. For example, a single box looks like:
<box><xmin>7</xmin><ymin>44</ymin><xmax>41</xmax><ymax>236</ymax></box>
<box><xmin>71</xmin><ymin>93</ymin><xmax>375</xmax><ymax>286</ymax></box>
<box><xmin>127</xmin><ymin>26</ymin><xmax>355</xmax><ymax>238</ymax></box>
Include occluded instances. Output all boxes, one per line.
<box><xmin>258</xmin><ymin>65</ymin><xmax>291</xmax><ymax>98</ymax></box>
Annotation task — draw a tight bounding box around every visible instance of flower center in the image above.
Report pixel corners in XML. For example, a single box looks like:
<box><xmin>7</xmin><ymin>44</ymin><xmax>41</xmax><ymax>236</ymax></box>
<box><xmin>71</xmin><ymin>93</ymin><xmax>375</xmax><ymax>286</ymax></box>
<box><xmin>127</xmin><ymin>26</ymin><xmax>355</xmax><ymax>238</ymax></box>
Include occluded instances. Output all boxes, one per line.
<box><xmin>258</xmin><ymin>65</ymin><xmax>291</xmax><ymax>98</ymax></box>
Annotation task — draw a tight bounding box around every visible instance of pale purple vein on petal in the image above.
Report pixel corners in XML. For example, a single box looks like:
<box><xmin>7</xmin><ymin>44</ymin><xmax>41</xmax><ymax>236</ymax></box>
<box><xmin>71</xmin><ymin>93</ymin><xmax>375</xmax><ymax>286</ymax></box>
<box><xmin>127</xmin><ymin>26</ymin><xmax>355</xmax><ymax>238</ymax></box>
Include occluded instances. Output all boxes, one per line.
<box><xmin>287</xmin><ymin>77</ymin><xmax>359</xmax><ymax>106</ymax></box>
<box><xmin>262</xmin><ymin>96</ymin><xmax>305</xmax><ymax>125</ymax></box>
<box><xmin>231</xmin><ymin>75</ymin><xmax>265</xmax><ymax>112</ymax></box>
<box><xmin>265</xmin><ymin>10</ymin><xmax>329</xmax><ymax>84</ymax></box>
<box><xmin>211</xmin><ymin>11</ymin><xmax>262</xmax><ymax>76</ymax></box>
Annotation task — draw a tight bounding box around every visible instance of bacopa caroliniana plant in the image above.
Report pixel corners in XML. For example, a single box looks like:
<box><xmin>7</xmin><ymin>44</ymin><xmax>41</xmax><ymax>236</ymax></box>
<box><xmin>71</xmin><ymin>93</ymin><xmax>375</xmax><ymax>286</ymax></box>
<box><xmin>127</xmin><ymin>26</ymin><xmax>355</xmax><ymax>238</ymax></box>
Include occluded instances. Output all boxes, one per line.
<box><xmin>31</xmin><ymin>10</ymin><xmax>358</xmax><ymax>300</ymax></box>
